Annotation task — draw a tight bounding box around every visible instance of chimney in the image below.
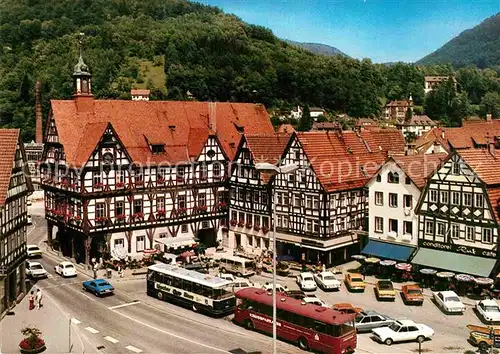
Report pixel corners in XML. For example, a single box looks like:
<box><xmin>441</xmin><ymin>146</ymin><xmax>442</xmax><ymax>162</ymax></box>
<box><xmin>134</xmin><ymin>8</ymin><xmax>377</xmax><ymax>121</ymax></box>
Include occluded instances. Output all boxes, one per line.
<box><xmin>487</xmin><ymin>114</ymin><xmax>492</xmax><ymax>122</ymax></box>
<box><xmin>35</xmin><ymin>81</ymin><xmax>43</xmax><ymax>143</ymax></box>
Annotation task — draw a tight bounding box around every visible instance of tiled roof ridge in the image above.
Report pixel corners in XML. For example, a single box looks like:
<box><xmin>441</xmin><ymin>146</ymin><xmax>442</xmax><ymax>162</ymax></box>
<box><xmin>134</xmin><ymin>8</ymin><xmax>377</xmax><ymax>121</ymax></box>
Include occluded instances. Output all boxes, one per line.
<box><xmin>0</xmin><ymin>129</ymin><xmax>20</xmax><ymax>206</ymax></box>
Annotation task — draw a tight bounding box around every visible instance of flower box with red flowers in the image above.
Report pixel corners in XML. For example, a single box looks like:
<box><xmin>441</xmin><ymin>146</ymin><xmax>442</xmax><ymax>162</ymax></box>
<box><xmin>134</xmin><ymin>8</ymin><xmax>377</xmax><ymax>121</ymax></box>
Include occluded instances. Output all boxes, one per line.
<box><xmin>157</xmin><ymin>177</ymin><xmax>166</xmax><ymax>184</ymax></box>
<box><xmin>196</xmin><ymin>205</ymin><xmax>207</xmax><ymax>213</ymax></box>
<box><xmin>245</xmin><ymin>223</ymin><xmax>252</xmax><ymax>229</ymax></box>
<box><xmin>135</xmin><ymin>180</ymin><xmax>144</xmax><ymax>186</ymax></box>
<box><xmin>19</xmin><ymin>327</ymin><xmax>46</xmax><ymax>354</ymax></box>
<box><xmin>177</xmin><ymin>208</ymin><xmax>187</xmax><ymax>216</ymax></box>
<box><xmin>157</xmin><ymin>209</ymin><xmax>166</xmax><ymax>217</ymax></box>
<box><xmin>199</xmin><ymin>176</ymin><xmax>208</xmax><ymax>181</ymax></box>
<box><xmin>176</xmin><ymin>176</ymin><xmax>185</xmax><ymax>183</ymax></box>
<box><xmin>262</xmin><ymin>226</ymin><xmax>269</xmax><ymax>234</ymax></box>
<box><xmin>237</xmin><ymin>221</ymin><xmax>245</xmax><ymax>227</ymax></box>
<box><xmin>60</xmin><ymin>180</ymin><xmax>70</xmax><ymax>187</ymax></box>
<box><xmin>116</xmin><ymin>182</ymin><xmax>125</xmax><ymax>189</ymax></box>
<box><xmin>69</xmin><ymin>183</ymin><xmax>76</xmax><ymax>189</ymax></box>
<box><xmin>230</xmin><ymin>220</ymin><xmax>237</xmax><ymax>227</ymax></box>
<box><xmin>116</xmin><ymin>214</ymin><xmax>126</xmax><ymax>221</ymax></box>
<box><xmin>95</xmin><ymin>217</ymin><xmax>107</xmax><ymax>224</ymax></box>
<box><xmin>93</xmin><ymin>182</ymin><xmax>104</xmax><ymax>189</ymax></box>
<box><xmin>253</xmin><ymin>225</ymin><xmax>261</xmax><ymax>232</ymax></box>
<box><xmin>217</xmin><ymin>202</ymin><xmax>227</xmax><ymax>210</ymax></box>
<box><xmin>132</xmin><ymin>212</ymin><xmax>144</xmax><ymax>220</ymax></box>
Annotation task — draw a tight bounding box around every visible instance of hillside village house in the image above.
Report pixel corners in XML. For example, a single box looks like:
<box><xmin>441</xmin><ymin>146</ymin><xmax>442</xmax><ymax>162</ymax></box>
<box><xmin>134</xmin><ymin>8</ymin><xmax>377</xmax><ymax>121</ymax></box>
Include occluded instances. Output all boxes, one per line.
<box><xmin>227</xmin><ymin>133</ymin><xmax>290</xmax><ymax>252</ymax></box>
<box><xmin>40</xmin><ymin>49</ymin><xmax>274</xmax><ymax>266</ymax></box>
<box><xmin>384</xmin><ymin>97</ymin><xmax>413</xmax><ymax>121</ymax></box>
<box><xmin>424</xmin><ymin>76</ymin><xmax>455</xmax><ymax>94</ymax></box>
<box><xmin>364</xmin><ymin>154</ymin><xmax>446</xmax><ymax>262</ymax></box>
<box><xmin>130</xmin><ymin>89</ymin><xmax>150</xmax><ymax>101</ymax></box>
<box><xmin>396</xmin><ymin>114</ymin><xmax>438</xmax><ymax>138</ymax></box>
<box><xmin>310</xmin><ymin>107</ymin><xmax>326</xmax><ymax>120</ymax></box>
<box><xmin>0</xmin><ymin>129</ymin><xmax>32</xmax><ymax>319</ymax></box>
<box><xmin>414</xmin><ymin>147</ymin><xmax>500</xmax><ymax>277</ymax></box>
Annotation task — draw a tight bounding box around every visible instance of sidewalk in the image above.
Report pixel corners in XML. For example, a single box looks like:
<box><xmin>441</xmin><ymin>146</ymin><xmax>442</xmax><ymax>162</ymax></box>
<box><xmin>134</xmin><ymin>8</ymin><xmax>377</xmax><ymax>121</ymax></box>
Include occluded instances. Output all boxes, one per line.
<box><xmin>0</xmin><ymin>288</ymin><xmax>86</xmax><ymax>353</ymax></box>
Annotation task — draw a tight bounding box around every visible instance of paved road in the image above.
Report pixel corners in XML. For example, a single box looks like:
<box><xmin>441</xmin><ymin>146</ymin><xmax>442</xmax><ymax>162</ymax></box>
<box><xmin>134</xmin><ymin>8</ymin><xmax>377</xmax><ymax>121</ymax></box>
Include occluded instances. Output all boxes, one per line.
<box><xmin>11</xmin><ymin>203</ymin><xmax>303</xmax><ymax>354</ymax></box>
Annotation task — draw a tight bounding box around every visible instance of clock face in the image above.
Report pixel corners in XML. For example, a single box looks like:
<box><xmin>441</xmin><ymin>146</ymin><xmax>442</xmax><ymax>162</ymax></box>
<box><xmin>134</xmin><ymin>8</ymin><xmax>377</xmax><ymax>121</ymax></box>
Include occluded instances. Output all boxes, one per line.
<box><xmin>207</xmin><ymin>149</ymin><xmax>216</xmax><ymax>158</ymax></box>
<box><xmin>102</xmin><ymin>152</ymin><xmax>114</xmax><ymax>165</ymax></box>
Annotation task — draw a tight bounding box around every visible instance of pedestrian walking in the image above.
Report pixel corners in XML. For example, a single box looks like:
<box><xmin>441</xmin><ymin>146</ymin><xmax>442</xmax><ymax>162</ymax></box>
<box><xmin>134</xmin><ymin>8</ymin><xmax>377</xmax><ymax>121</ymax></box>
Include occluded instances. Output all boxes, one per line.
<box><xmin>93</xmin><ymin>263</ymin><xmax>98</xmax><ymax>279</ymax></box>
<box><xmin>118</xmin><ymin>266</ymin><xmax>124</xmax><ymax>278</ymax></box>
<box><xmin>35</xmin><ymin>289</ymin><xmax>43</xmax><ymax>309</ymax></box>
<box><xmin>28</xmin><ymin>291</ymin><xmax>35</xmax><ymax>310</ymax></box>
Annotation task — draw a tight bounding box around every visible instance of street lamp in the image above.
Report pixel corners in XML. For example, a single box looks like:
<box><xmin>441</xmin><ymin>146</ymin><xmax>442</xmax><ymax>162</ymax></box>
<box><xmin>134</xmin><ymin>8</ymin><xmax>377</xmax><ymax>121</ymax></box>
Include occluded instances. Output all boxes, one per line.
<box><xmin>255</xmin><ymin>162</ymin><xmax>299</xmax><ymax>354</ymax></box>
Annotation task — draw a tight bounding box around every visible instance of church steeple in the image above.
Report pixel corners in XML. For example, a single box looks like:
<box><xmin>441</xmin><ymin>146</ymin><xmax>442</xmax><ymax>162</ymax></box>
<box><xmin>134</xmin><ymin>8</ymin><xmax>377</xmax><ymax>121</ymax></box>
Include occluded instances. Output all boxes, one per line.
<box><xmin>73</xmin><ymin>32</ymin><xmax>92</xmax><ymax>97</ymax></box>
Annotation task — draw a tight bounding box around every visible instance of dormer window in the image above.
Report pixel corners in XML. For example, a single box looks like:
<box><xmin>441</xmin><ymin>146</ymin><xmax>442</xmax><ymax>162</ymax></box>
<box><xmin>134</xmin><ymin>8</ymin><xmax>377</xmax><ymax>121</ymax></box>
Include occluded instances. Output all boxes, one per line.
<box><xmin>234</xmin><ymin>122</ymin><xmax>244</xmax><ymax>133</ymax></box>
<box><xmin>151</xmin><ymin>144</ymin><xmax>165</xmax><ymax>154</ymax></box>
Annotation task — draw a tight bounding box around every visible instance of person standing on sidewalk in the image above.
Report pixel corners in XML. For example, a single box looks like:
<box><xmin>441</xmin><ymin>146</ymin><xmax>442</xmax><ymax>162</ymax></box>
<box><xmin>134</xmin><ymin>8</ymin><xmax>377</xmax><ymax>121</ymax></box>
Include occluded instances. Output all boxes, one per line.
<box><xmin>93</xmin><ymin>262</ymin><xmax>98</xmax><ymax>279</ymax></box>
<box><xmin>28</xmin><ymin>291</ymin><xmax>35</xmax><ymax>310</ymax></box>
<box><xmin>35</xmin><ymin>289</ymin><xmax>43</xmax><ymax>309</ymax></box>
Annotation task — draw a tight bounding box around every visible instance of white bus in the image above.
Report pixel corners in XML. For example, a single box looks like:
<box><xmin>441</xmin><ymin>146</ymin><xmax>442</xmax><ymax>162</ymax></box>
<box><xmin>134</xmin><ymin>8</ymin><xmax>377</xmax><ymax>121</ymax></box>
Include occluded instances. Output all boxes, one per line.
<box><xmin>147</xmin><ymin>263</ymin><xmax>235</xmax><ymax>316</ymax></box>
<box><xmin>218</xmin><ymin>256</ymin><xmax>256</xmax><ymax>277</ymax></box>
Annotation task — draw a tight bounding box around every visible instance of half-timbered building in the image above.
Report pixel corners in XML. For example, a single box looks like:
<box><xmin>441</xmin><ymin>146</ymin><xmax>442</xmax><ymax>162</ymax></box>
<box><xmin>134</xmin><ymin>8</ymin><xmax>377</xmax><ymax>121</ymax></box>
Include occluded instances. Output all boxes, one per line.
<box><xmin>271</xmin><ymin>130</ymin><xmax>404</xmax><ymax>266</ymax></box>
<box><xmin>364</xmin><ymin>154</ymin><xmax>446</xmax><ymax>262</ymax></box>
<box><xmin>414</xmin><ymin>146</ymin><xmax>500</xmax><ymax>277</ymax></box>
<box><xmin>40</xmin><ymin>50</ymin><xmax>273</xmax><ymax>265</ymax></box>
<box><xmin>227</xmin><ymin>133</ymin><xmax>291</xmax><ymax>252</ymax></box>
<box><xmin>0</xmin><ymin>129</ymin><xmax>32</xmax><ymax>319</ymax></box>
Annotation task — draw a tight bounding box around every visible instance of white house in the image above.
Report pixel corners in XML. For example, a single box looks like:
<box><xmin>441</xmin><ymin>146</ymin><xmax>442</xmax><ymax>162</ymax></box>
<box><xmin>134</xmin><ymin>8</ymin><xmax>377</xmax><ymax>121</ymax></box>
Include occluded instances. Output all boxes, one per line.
<box><xmin>130</xmin><ymin>89</ymin><xmax>150</xmax><ymax>101</ymax></box>
<box><xmin>364</xmin><ymin>154</ymin><xmax>446</xmax><ymax>262</ymax></box>
<box><xmin>396</xmin><ymin>115</ymin><xmax>438</xmax><ymax>138</ymax></box>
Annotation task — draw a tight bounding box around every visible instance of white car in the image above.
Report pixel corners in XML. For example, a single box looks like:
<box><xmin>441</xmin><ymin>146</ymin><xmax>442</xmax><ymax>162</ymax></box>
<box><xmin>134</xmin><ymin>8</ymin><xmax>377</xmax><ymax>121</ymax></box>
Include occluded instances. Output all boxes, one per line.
<box><xmin>26</xmin><ymin>245</ymin><xmax>42</xmax><ymax>258</ymax></box>
<box><xmin>55</xmin><ymin>261</ymin><xmax>77</xmax><ymax>277</ymax></box>
<box><xmin>314</xmin><ymin>271</ymin><xmax>341</xmax><ymax>291</ymax></box>
<box><xmin>475</xmin><ymin>299</ymin><xmax>500</xmax><ymax>323</ymax></box>
<box><xmin>433</xmin><ymin>290</ymin><xmax>466</xmax><ymax>314</ymax></box>
<box><xmin>372</xmin><ymin>319</ymin><xmax>434</xmax><ymax>346</ymax></box>
<box><xmin>230</xmin><ymin>278</ymin><xmax>260</xmax><ymax>293</ymax></box>
<box><xmin>302</xmin><ymin>295</ymin><xmax>328</xmax><ymax>307</ymax></box>
<box><xmin>25</xmin><ymin>261</ymin><xmax>48</xmax><ymax>279</ymax></box>
<box><xmin>262</xmin><ymin>282</ymin><xmax>288</xmax><ymax>293</ymax></box>
<box><xmin>296</xmin><ymin>272</ymin><xmax>317</xmax><ymax>291</ymax></box>
<box><xmin>217</xmin><ymin>273</ymin><xmax>235</xmax><ymax>283</ymax></box>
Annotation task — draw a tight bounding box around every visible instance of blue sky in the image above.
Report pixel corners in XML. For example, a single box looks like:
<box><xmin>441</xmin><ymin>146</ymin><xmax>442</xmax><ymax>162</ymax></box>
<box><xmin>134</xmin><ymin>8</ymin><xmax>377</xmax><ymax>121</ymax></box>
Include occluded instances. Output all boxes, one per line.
<box><xmin>198</xmin><ymin>0</ymin><xmax>500</xmax><ymax>63</ymax></box>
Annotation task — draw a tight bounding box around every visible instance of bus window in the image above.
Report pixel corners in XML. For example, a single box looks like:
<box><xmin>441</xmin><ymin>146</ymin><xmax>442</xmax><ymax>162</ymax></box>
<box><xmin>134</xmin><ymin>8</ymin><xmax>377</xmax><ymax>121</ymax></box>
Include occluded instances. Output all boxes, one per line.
<box><xmin>164</xmin><ymin>274</ymin><xmax>173</xmax><ymax>286</ymax></box>
<box><xmin>182</xmin><ymin>279</ymin><xmax>192</xmax><ymax>292</ymax></box>
<box><xmin>192</xmin><ymin>282</ymin><xmax>202</xmax><ymax>295</ymax></box>
<box><xmin>173</xmin><ymin>277</ymin><xmax>182</xmax><ymax>289</ymax></box>
<box><xmin>313</xmin><ymin>321</ymin><xmax>326</xmax><ymax>334</ymax></box>
<box><xmin>277</xmin><ymin>309</ymin><xmax>291</xmax><ymax>323</ymax></box>
<box><xmin>244</xmin><ymin>261</ymin><xmax>255</xmax><ymax>269</ymax></box>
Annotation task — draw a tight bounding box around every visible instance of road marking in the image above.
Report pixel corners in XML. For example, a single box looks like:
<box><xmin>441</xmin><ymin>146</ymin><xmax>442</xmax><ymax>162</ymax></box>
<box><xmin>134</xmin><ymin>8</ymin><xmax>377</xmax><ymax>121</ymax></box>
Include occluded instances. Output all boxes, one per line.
<box><xmin>84</xmin><ymin>327</ymin><xmax>99</xmax><ymax>334</ymax></box>
<box><xmin>108</xmin><ymin>301</ymin><xmax>141</xmax><ymax>310</ymax></box>
<box><xmin>77</xmin><ymin>291</ymin><xmax>95</xmax><ymax>302</ymax></box>
<box><xmin>111</xmin><ymin>310</ymin><xmax>230</xmax><ymax>353</ymax></box>
<box><xmin>70</xmin><ymin>318</ymin><xmax>81</xmax><ymax>325</ymax></box>
<box><xmin>125</xmin><ymin>345</ymin><xmax>143</xmax><ymax>353</ymax></box>
<box><xmin>103</xmin><ymin>336</ymin><xmax>119</xmax><ymax>343</ymax></box>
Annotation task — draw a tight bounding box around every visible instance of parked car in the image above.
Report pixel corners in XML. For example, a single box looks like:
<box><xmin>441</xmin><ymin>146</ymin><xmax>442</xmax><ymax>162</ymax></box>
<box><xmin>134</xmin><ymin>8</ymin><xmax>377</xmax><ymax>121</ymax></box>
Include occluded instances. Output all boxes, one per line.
<box><xmin>54</xmin><ymin>261</ymin><xmax>77</xmax><ymax>277</ymax></box>
<box><xmin>230</xmin><ymin>278</ymin><xmax>260</xmax><ymax>293</ymax></box>
<box><xmin>82</xmin><ymin>279</ymin><xmax>114</xmax><ymax>296</ymax></box>
<box><xmin>26</xmin><ymin>245</ymin><xmax>42</xmax><ymax>258</ymax></box>
<box><xmin>27</xmin><ymin>214</ymin><xmax>32</xmax><ymax>225</ymax></box>
<box><xmin>475</xmin><ymin>299</ymin><xmax>500</xmax><ymax>323</ymax></box>
<box><xmin>372</xmin><ymin>319</ymin><xmax>434</xmax><ymax>346</ymax></box>
<box><xmin>401</xmin><ymin>284</ymin><xmax>424</xmax><ymax>305</ymax></box>
<box><xmin>375</xmin><ymin>280</ymin><xmax>396</xmax><ymax>301</ymax></box>
<box><xmin>333</xmin><ymin>303</ymin><xmax>363</xmax><ymax>315</ymax></box>
<box><xmin>262</xmin><ymin>282</ymin><xmax>288</xmax><ymax>293</ymax></box>
<box><xmin>25</xmin><ymin>261</ymin><xmax>48</xmax><ymax>279</ymax></box>
<box><xmin>355</xmin><ymin>310</ymin><xmax>394</xmax><ymax>333</ymax></box>
<box><xmin>314</xmin><ymin>271</ymin><xmax>341</xmax><ymax>291</ymax></box>
<box><xmin>296</xmin><ymin>272</ymin><xmax>317</xmax><ymax>291</ymax></box>
<box><xmin>433</xmin><ymin>290</ymin><xmax>466</xmax><ymax>314</ymax></box>
<box><xmin>302</xmin><ymin>295</ymin><xmax>328</xmax><ymax>307</ymax></box>
<box><xmin>345</xmin><ymin>273</ymin><xmax>366</xmax><ymax>292</ymax></box>
<box><xmin>217</xmin><ymin>273</ymin><xmax>235</xmax><ymax>283</ymax></box>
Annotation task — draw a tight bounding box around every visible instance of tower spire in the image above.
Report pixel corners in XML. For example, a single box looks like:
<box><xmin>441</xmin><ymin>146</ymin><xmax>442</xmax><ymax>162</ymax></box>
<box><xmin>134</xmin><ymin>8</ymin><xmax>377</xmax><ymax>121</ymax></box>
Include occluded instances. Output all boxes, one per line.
<box><xmin>73</xmin><ymin>32</ymin><xmax>92</xmax><ymax>97</ymax></box>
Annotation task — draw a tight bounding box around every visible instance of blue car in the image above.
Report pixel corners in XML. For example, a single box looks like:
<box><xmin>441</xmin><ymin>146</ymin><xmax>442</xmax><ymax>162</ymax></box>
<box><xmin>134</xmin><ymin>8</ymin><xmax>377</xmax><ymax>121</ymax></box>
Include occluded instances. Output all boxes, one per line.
<box><xmin>82</xmin><ymin>279</ymin><xmax>115</xmax><ymax>296</ymax></box>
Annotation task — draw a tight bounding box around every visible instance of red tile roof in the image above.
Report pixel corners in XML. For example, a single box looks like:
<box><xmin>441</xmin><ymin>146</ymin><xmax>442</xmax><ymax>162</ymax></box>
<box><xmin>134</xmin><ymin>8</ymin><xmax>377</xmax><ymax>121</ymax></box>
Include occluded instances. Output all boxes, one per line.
<box><xmin>50</xmin><ymin>99</ymin><xmax>273</xmax><ymax>166</ymax></box>
<box><xmin>296</xmin><ymin>131</ymin><xmax>391</xmax><ymax>192</ymax></box>
<box><xmin>459</xmin><ymin>149</ymin><xmax>500</xmax><ymax>223</ymax></box>
<box><xmin>364</xmin><ymin>127</ymin><xmax>406</xmax><ymax>154</ymax></box>
<box><xmin>277</xmin><ymin>124</ymin><xmax>295</xmax><ymax>134</ymax></box>
<box><xmin>413</xmin><ymin>128</ymin><xmax>450</xmax><ymax>153</ymax></box>
<box><xmin>0</xmin><ymin>129</ymin><xmax>20</xmax><ymax>206</ymax></box>
<box><xmin>399</xmin><ymin>115</ymin><xmax>437</xmax><ymax>126</ymax></box>
<box><xmin>386</xmin><ymin>100</ymin><xmax>412</xmax><ymax>108</ymax></box>
<box><xmin>392</xmin><ymin>153</ymin><xmax>448</xmax><ymax>189</ymax></box>
<box><xmin>130</xmin><ymin>89</ymin><xmax>150</xmax><ymax>96</ymax></box>
<box><xmin>245</xmin><ymin>133</ymin><xmax>291</xmax><ymax>184</ymax></box>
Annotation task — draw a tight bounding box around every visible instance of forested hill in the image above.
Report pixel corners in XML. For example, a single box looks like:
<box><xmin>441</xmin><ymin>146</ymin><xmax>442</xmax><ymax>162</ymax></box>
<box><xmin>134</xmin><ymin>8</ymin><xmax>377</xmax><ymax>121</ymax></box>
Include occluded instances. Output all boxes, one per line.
<box><xmin>417</xmin><ymin>13</ymin><xmax>500</xmax><ymax>68</ymax></box>
<box><xmin>0</xmin><ymin>0</ymin><xmax>497</xmax><ymax>142</ymax></box>
<box><xmin>284</xmin><ymin>40</ymin><xmax>347</xmax><ymax>57</ymax></box>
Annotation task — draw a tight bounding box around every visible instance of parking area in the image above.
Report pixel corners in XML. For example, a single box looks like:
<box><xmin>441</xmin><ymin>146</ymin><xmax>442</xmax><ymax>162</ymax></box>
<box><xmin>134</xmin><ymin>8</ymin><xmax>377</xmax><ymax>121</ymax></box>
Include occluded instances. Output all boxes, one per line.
<box><xmin>241</xmin><ymin>265</ymin><xmax>481</xmax><ymax>354</ymax></box>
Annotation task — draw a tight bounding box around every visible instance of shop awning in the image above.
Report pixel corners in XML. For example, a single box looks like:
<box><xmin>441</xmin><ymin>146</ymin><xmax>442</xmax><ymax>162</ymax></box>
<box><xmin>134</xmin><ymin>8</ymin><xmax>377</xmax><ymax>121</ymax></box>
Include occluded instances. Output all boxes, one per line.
<box><xmin>361</xmin><ymin>240</ymin><xmax>416</xmax><ymax>262</ymax></box>
<box><xmin>154</xmin><ymin>236</ymin><xmax>198</xmax><ymax>250</ymax></box>
<box><xmin>412</xmin><ymin>248</ymin><xmax>497</xmax><ymax>277</ymax></box>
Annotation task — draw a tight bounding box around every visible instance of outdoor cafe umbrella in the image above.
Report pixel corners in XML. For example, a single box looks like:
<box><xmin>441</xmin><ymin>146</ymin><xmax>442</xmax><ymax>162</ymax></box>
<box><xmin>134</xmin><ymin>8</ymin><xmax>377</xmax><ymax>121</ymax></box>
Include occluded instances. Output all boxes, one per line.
<box><xmin>380</xmin><ymin>260</ymin><xmax>397</xmax><ymax>266</ymax></box>
<box><xmin>419</xmin><ymin>268</ymin><xmax>437</xmax><ymax>288</ymax></box>
<box><xmin>396</xmin><ymin>263</ymin><xmax>412</xmax><ymax>272</ymax></box>
<box><xmin>436</xmin><ymin>271</ymin><xmax>455</xmax><ymax>278</ymax></box>
<box><xmin>455</xmin><ymin>274</ymin><xmax>475</xmax><ymax>296</ymax></box>
<box><xmin>455</xmin><ymin>274</ymin><xmax>474</xmax><ymax>282</ymax></box>
<box><xmin>475</xmin><ymin>277</ymin><xmax>494</xmax><ymax>286</ymax></box>
<box><xmin>352</xmin><ymin>255</ymin><xmax>366</xmax><ymax>261</ymax></box>
<box><xmin>365</xmin><ymin>257</ymin><xmax>380</xmax><ymax>264</ymax></box>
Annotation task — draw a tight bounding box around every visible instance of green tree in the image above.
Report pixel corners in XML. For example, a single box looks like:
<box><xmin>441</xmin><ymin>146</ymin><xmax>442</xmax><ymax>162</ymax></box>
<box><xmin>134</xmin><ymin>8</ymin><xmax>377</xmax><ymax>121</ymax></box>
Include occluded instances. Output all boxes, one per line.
<box><xmin>424</xmin><ymin>79</ymin><xmax>457</xmax><ymax>124</ymax></box>
<box><xmin>479</xmin><ymin>91</ymin><xmax>500</xmax><ymax>118</ymax></box>
<box><xmin>296</xmin><ymin>105</ymin><xmax>313</xmax><ymax>131</ymax></box>
<box><xmin>405</xmin><ymin>107</ymin><xmax>413</xmax><ymax>121</ymax></box>
<box><xmin>404</xmin><ymin>131</ymin><xmax>417</xmax><ymax>143</ymax></box>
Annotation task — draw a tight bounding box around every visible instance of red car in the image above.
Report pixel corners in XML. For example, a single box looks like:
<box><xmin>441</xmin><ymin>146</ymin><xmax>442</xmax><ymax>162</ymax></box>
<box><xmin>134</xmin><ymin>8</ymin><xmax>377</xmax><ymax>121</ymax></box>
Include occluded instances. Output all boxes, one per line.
<box><xmin>401</xmin><ymin>284</ymin><xmax>424</xmax><ymax>305</ymax></box>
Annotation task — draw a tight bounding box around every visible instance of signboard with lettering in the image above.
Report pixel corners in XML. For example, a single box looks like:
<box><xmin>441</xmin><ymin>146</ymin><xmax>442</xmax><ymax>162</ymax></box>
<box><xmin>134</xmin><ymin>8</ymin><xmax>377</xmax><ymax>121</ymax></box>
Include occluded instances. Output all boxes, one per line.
<box><xmin>419</xmin><ymin>240</ymin><xmax>498</xmax><ymax>259</ymax></box>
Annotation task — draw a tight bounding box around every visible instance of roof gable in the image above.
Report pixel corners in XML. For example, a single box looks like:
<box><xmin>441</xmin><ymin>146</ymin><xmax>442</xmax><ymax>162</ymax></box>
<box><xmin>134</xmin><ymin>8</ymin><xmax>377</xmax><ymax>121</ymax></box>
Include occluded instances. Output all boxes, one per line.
<box><xmin>0</xmin><ymin>129</ymin><xmax>20</xmax><ymax>206</ymax></box>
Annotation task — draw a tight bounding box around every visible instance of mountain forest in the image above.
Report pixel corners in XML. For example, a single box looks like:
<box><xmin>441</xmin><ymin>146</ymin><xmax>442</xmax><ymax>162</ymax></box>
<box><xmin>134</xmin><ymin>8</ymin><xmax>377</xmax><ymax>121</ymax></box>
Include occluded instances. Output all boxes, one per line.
<box><xmin>1</xmin><ymin>0</ymin><xmax>500</xmax><ymax>142</ymax></box>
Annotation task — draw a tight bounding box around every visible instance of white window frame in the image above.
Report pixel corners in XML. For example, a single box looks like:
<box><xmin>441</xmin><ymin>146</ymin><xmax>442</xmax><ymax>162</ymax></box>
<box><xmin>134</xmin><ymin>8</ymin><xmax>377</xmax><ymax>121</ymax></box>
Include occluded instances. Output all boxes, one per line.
<box><xmin>451</xmin><ymin>191</ymin><xmax>460</xmax><ymax>205</ymax></box>
<box><xmin>375</xmin><ymin>192</ymin><xmax>383</xmax><ymax>206</ymax></box>
<box><xmin>475</xmin><ymin>194</ymin><xmax>484</xmax><ymax>208</ymax></box>
<box><xmin>114</xmin><ymin>238</ymin><xmax>124</xmax><ymax>247</ymax></box>
<box><xmin>425</xmin><ymin>220</ymin><xmax>434</xmax><ymax>235</ymax></box>
<box><xmin>430</xmin><ymin>190</ymin><xmax>438</xmax><ymax>203</ymax></box>
<box><xmin>374</xmin><ymin>217</ymin><xmax>383</xmax><ymax>233</ymax></box>
<box><xmin>463</xmin><ymin>193</ymin><xmax>472</xmax><ymax>207</ymax></box>
<box><xmin>440</xmin><ymin>191</ymin><xmax>449</xmax><ymax>204</ymax></box>
<box><xmin>389</xmin><ymin>193</ymin><xmax>398</xmax><ymax>208</ymax></box>
<box><xmin>466</xmin><ymin>226</ymin><xmax>475</xmax><ymax>241</ymax></box>
<box><xmin>181</xmin><ymin>224</ymin><xmax>189</xmax><ymax>233</ymax></box>
<box><xmin>136</xmin><ymin>235</ymin><xmax>145</xmax><ymax>252</ymax></box>
<box><xmin>451</xmin><ymin>224</ymin><xmax>460</xmax><ymax>239</ymax></box>
<box><xmin>389</xmin><ymin>219</ymin><xmax>398</xmax><ymax>234</ymax></box>
<box><xmin>436</xmin><ymin>222</ymin><xmax>446</xmax><ymax>236</ymax></box>
<box><xmin>306</xmin><ymin>220</ymin><xmax>312</xmax><ymax>232</ymax></box>
<box><xmin>403</xmin><ymin>221</ymin><xmax>412</xmax><ymax>236</ymax></box>
<box><xmin>313</xmin><ymin>197</ymin><xmax>319</xmax><ymax>209</ymax></box>
<box><xmin>482</xmin><ymin>228</ymin><xmax>493</xmax><ymax>244</ymax></box>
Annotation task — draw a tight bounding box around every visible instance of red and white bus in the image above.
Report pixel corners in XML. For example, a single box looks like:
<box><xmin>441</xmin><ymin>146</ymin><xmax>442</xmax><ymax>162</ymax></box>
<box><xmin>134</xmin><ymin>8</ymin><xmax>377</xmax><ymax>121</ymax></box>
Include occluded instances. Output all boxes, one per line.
<box><xmin>234</xmin><ymin>287</ymin><xmax>356</xmax><ymax>353</ymax></box>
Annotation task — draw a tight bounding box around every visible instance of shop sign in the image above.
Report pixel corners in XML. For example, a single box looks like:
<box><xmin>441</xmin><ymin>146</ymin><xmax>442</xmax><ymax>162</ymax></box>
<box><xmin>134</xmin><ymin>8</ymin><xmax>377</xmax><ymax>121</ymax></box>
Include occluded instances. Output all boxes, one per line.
<box><xmin>301</xmin><ymin>239</ymin><xmax>323</xmax><ymax>247</ymax></box>
<box><xmin>419</xmin><ymin>240</ymin><xmax>497</xmax><ymax>258</ymax></box>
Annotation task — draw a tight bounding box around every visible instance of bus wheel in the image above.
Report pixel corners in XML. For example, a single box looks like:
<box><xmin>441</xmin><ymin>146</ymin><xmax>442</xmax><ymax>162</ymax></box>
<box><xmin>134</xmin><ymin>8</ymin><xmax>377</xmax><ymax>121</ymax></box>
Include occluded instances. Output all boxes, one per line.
<box><xmin>298</xmin><ymin>337</ymin><xmax>309</xmax><ymax>351</ymax></box>
<box><xmin>244</xmin><ymin>320</ymin><xmax>254</xmax><ymax>331</ymax></box>
<box><xmin>157</xmin><ymin>292</ymin><xmax>163</xmax><ymax>300</ymax></box>
<box><xmin>192</xmin><ymin>303</ymin><xmax>198</xmax><ymax>312</ymax></box>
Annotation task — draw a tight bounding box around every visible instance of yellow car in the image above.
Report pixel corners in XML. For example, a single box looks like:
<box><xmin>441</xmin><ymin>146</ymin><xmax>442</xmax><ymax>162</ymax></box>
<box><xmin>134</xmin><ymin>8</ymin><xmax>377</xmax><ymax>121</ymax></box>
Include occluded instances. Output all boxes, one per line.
<box><xmin>467</xmin><ymin>324</ymin><xmax>500</xmax><ymax>351</ymax></box>
<box><xmin>375</xmin><ymin>280</ymin><xmax>396</xmax><ymax>301</ymax></box>
<box><xmin>345</xmin><ymin>273</ymin><xmax>366</xmax><ymax>292</ymax></box>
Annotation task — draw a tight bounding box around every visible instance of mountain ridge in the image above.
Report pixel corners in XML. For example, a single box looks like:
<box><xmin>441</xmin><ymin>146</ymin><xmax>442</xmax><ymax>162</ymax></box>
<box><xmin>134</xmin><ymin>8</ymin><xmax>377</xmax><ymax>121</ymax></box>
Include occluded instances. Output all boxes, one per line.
<box><xmin>284</xmin><ymin>39</ymin><xmax>347</xmax><ymax>57</ymax></box>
